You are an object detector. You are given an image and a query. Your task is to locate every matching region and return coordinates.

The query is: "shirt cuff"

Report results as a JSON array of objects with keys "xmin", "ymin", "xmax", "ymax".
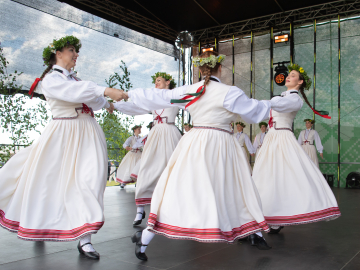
[
  {"xmin": 96, "ymin": 86, "xmax": 107, "ymax": 97},
  {"xmin": 104, "ymin": 102, "xmax": 110, "ymax": 109}
]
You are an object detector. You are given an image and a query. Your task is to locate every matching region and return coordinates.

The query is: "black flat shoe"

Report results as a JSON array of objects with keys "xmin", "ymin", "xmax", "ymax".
[
  {"xmin": 248, "ymin": 234, "xmax": 272, "ymax": 250},
  {"xmin": 268, "ymin": 226, "xmax": 284, "ymax": 234},
  {"xmin": 131, "ymin": 231, "xmax": 148, "ymax": 261},
  {"xmin": 133, "ymin": 211, "xmax": 146, "ymax": 226},
  {"xmin": 238, "ymin": 236, "xmax": 248, "ymax": 242},
  {"xmin": 77, "ymin": 242, "xmax": 100, "ymax": 260}
]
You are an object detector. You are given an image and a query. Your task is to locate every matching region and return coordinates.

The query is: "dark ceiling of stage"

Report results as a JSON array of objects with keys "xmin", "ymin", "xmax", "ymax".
[{"xmin": 61, "ymin": 0, "xmax": 334, "ymax": 43}]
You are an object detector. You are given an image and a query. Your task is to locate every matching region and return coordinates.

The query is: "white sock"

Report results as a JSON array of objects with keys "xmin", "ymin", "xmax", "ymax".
[
  {"xmin": 121, "ymin": 183, "xmax": 125, "ymax": 187},
  {"xmin": 134, "ymin": 206, "xmax": 144, "ymax": 221},
  {"xmin": 255, "ymin": 232, "xmax": 263, "ymax": 237},
  {"xmin": 79, "ymin": 235, "xmax": 96, "ymax": 252},
  {"xmin": 271, "ymin": 226, "xmax": 280, "ymax": 229},
  {"xmin": 140, "ymin": 228, "xmax": 155, "ymax": 253}
]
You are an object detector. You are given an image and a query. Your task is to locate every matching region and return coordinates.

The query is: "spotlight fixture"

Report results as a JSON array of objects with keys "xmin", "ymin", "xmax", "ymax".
[
  {"xmin": 274, "ymin": 61, "xmax": 290, "ymax": 86},
  {"xmin": 274, "ymin": 34, "xmax": 289, "ymax": 43},
  {"xmin": 202, "ymin": 47, "xmax": 214, "ymax": 53}
]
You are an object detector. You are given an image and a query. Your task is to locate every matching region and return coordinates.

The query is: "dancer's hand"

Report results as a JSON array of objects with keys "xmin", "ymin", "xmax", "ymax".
[
  {"xmin": 320, "ymin": 153, "xmax": 323, "ymax": 159},
  {"xmin": 125, "ymin": 146, "xmax": 132, "ymax": 151},
  {"xmin": 251, "ymin": 154, "xmax": 255, "ymax": 157},
  {"xmin": 106, "ymin": 102, "xmax": 114, "ymax": 114},
  {"xmin": 104, "ymin": 88, "xmax": 127, "ymax": 101}
]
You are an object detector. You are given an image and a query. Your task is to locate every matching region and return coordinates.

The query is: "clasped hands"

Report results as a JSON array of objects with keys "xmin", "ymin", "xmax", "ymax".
[{"xmin": 104, "ymin": 87, "xmax": 128, "ymax": 114}]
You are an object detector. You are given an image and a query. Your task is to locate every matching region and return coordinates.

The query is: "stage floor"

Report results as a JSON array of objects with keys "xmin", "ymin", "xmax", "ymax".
[{"xmin": 0, "ymin": 186, "xmax": 359, "ymax": 270}]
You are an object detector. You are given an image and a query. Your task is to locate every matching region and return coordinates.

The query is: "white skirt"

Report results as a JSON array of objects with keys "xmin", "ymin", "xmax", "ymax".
[
  {"xmin": 147, "ymin": 128, "xmax": 270, "ymax": 243},
  {"xmin": 302, "ymin": 144, "xmax": 319, "ymax": 168},
  {"xmin": 0, "ymin": 114, "xmax": 107, "ymax": 241},
  {"xmin": 116, "ymin": 151, "xmax": 141, "ymax": 184},
  {"xmin": 130, "ymin": 160, "xmax": 141, "ymax": 181},
  {"xmin": 135, "ymin": 123, "xmax": 182, "ymax": 206},
  {"xmin": 241, "ymin": 147, "xmax": 252, "ymax": 174},
  {"xmin": 252, "ymin": 129, "xmax": 340, "ymax": 226}
]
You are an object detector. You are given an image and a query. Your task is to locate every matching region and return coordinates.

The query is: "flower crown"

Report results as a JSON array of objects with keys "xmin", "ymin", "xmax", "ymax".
[
  {"xmin": 304, "ymin": 119, "xmax": 315, "ymax": 124},
  {"xmin": 235, "ymin": 121, "xmax": 246, "ymax": 128},
  {"xmin": 288, "ymin": 64, "xmax": 312, "ymax": 90},
  {"xmin": 132, "ymin": 125, "xmax": 142, "ymax": 131},
  {"xmin": 151, "ymin": 72, "xmax": 176, "ymax": 89},
  {"xmin": 146, "ymin": 122, "xmax": 153, "ymax": 129},
  {"xmin": 259, "ymin": 122, "xmax": 268, "ymax": 128},
  {"xmin": 42, "ymin": 36, "xmax": 81, "ymax": 66},
  {"xmin": 192, "ymin": 54, "xmax": 226, "ymax": 68}
]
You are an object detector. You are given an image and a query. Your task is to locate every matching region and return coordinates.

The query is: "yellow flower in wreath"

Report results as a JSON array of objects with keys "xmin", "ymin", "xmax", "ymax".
[{"xmin": 299, "ymin": 67, "xmax": 304, "ymax": 73}]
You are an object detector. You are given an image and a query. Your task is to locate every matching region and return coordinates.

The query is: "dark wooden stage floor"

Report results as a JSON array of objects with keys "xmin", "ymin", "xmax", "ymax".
[{"xmin": 0, "ymin": 186, "xmax": 359, "ymax": 270}]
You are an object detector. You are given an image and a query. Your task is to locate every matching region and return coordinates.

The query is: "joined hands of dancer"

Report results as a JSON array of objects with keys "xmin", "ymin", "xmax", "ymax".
[{"xmin": 105, "ymin": 89, "xmax": 127, "ymax": 114}]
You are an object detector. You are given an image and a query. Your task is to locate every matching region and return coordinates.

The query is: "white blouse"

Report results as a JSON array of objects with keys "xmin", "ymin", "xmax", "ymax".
[
  {"xmin": 297, "ymin": 129, "xmax": 324, "ymax": 153},
  {"xmin": 126, "ymin": 76, "xmax": 273, "ymax": 124},
  {"xmin": 123, "ymin": 135, "xmax": 141, "ymax": 148},
  {"xmin": 132, "ymin": 135, "xmax": 148, "ymax": 149},
  {"xmin": 253, "ymin": 132, "xmax": 267, "ymax": 150},
  {"xmin": 41, "ymin": 65, "xmax": 110, "ymax": 111},
  {"xmin": 235, "ymin": 132, "xmax": 256, "ymax": 154}
]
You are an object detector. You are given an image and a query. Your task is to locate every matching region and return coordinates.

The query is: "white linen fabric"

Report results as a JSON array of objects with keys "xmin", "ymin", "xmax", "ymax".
[
  {"xmin": 113, "ymin": 102, "xmax": 182, "ymax": 206},
  {"xmin": 130, "ymin": 135, "xmax": 148, "ymax": 181},
  {"xmin": 128, "ymin": 78, "xmax": 271, "ymax": 243},
  {"xmin": 234, "ymin": 132, "xmax": 254, "ymax": 173},
  {"xmin": 253, "ymin": 132, "xmax": 266, "ymax": 159},
  {"xmin": 116, "ymin": 135, "xmax": 142, "ymax": 184},
  {"xmin": 298, "ymin": 129, "xmax": 323, "ymax": 168},
  {"xmin": 252, "ymin": 90, "xmax": 341, "ymax": 226},
  {"xmin": 0, "ymin": 68, "xmax": 109, "ymax": 241}
]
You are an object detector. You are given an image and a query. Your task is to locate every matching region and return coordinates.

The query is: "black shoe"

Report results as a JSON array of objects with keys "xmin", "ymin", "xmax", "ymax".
[
  {"xmin": 133, "ymin": 211, "xmax": 146, "ymax": 226},
  {"xmin": 120, "ymin": 184, "xmax": 125, "ymax": 189},
  {"xmin": 238, "ymin": 236, "xmax": 248, "ymax": 242},
  {"xmin": 131, "ymin": 231, "xmax": 148, "ymax": 261},
  {"xmin": 248, "ymin": 234, "xmax": 272, "ymax": 250},
  {"xmin": 268, "ymin": 226, "xmax": 284, "ymax": 234},
  {"xmin": 77, "ymin": 242, "xmax": 100, "ymax": 260}
]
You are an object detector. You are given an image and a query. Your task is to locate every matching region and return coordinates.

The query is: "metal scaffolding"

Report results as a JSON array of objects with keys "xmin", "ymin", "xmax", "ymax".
[{"xmin": 190, "ymin": 0, "xmax": 360, "ymax": 43}]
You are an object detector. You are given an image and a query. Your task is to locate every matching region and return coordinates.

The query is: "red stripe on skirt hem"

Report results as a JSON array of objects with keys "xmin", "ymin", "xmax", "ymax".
[
  {"xmin": 147, "ymin": 213, "xmax": 270, "ymax": 243},
  {"xmin": 264, "ymin": 207, "xmax": 341, "ymax": 226},
  {"xmin": 0, "ymin": 209, "xmax": 104, "ymax": 242},
  {"xmin": 116, "ymin": 178, "xmax": 135, "ymax": 184},
  {"xmin": 130, "ymin": 174, "xmax": 138, "ymax": 179},
  {"xmin": 135, "ymin": 198, "xmax": 152, "ymax": 206}
]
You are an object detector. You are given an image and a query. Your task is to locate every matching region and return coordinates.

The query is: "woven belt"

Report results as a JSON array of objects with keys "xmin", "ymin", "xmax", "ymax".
[
  {"xmin": 303, "ymin": 141, "xmax": 314, "ymax": 145},
  {"xmin": 192, "ymin": 126, "xmax": 234, "ymax": 135},
  {"xmin": 131, "ymin": 149, "xmax": 142, "ymax": 153},
  {"xmin": 52, "ymin": 106, "xmax": 94, "ymax": 120},
  {"xmin": 270, "ymin": 121, "xmax": 293, "ymax": 132}
]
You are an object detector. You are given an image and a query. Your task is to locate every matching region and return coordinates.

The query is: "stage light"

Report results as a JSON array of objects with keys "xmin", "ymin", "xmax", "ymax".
[
  {"xmin": 202, "ymin": 47, "xmax": 214, "ymax": 53},
  {"xmin": 274, "ymin": 34, "xmax": 289, "ymax": 43},
  {"xmin": 346, "ymin": 172, "xmax": 360, "ymax": 188},
  {"xmin": 274, "ymin": 61, "xmax": 290, "ymax": 86}
]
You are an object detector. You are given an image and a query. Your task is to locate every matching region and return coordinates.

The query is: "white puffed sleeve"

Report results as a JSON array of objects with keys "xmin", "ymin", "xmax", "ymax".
[
  {"xmin": 86, "ymin": 97, "xmax": 110, "ymax": 111},
  {"xmin": 270, "ymin": 94, "xmax": 303, "ymax": 113},
  {"xmin": 313, "ymin": 130, "xmax": 324, "ymax": 153},
  {"xmin": 298, "ymin": 131, "xmax": 304, "ymax": 145},
  {"xmin": 41, "ymin": 73, "xmax": 106, "ymax": 104},
  {"xmin": 123, "ymin": 136, "xmax": 133, "ymax": 148},
  {"xmin": 128, "ymin": 85, "xmax": 189, "ymax": 111},
  {"xmin": 253, "ymin": 134, "xmax": 259, "ymax": 150},
  {"xmin": 132, "ymin": 135, "xmax": 147, "ymax": 149},
  {"xmin": 244, "ymin": 134, "xmax": 256, "ymax": 154},
  {"xmin": 113, "ymin": 101, "xmax": 151, "ymax": 115},
  {"xmin": 223, "ymin": 86, "xmax": 271, "ymax": 124}
]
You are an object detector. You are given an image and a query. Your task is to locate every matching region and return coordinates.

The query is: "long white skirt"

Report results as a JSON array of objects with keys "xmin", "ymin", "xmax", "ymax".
[
  {"xmin": 147, "ymin": 128, "xmax": 270, "ymax": 243},
  {"xmin": 130, "ymin": 160, "xmax": 141, "ymax": 182},
  {"xmin": 241, "ymin": 147, "xmax": 252, "ymax": 174},
  {"xmin": 0, "ymin": 114, "xmax": 107, "ymax": 241},
  {"xmin": 135, "ymin": 124, "xmax": 181, "ymax": 206},
  {"xmin": 302, "ymin": 144, "xmax": 319, "ymax": 168},
  {"xmin": 252, "ymin": 129, "xmax": 340, "ymax": 226},
  {"xmin": 116, "ymin": 151, "xmax": 141, "ymax": 184}
]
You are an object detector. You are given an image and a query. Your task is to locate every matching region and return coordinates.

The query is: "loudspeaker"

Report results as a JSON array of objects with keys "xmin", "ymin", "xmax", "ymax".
[{"xmin": 346, "ymin": 172, "xmax": 360, "ymax": 189}]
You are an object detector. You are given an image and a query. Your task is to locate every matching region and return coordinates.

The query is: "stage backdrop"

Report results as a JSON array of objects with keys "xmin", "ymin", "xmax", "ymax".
[{"xmin": 193, "ymin": 18, "xmax": 360, "ymax": 188}]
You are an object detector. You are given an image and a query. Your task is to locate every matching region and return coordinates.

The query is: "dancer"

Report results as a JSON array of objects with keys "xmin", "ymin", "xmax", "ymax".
[
  {"xmin": 113, "ymin": 72, "xmax": 182, "ymax": 226},
  {"xmin": 130, "ymin": 122, "xmax": 153, "ymax": 182},
  {"xmin": 183, "ymin": 123, "xmax": 193, "ymax": 133},
  {"xmin": 0, "ymin": 36, "xmax": 124, "ymax": 260},
  {"xmin": 252, "ymin": 64, "xmax": 340, "ymax": 234},
  {"xmin": 298, "ymin": 119, "xmax": 323, "ymax": 168},
  {"xmin": 121, "ymin": 51, "xmax": 298, "ymax": 260},
  {"xmin": 116, "ymin": 125, "xmax": 142, "ymax": 188},
  {"xmin": 234, "ymin": 121, "xmax": 255, "ymax": 173},
  {"xmin": 253, "ymin": 122, "xmax": 267, "ymax": 159}
]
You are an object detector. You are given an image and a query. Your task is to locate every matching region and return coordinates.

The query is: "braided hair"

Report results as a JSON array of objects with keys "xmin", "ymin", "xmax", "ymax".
[{"xmin": 198, "ymin": 51, "xmax": 221, "ymax": 87}]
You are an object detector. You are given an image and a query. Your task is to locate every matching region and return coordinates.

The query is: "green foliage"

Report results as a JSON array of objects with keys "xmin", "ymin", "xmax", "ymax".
[
  {"xmin": 0, "ymin": 44, "xmax": 50, "ymax": 162},
  {"xmin": 96, "ymin": 61, "xmax": 136, "ymax": 163}
]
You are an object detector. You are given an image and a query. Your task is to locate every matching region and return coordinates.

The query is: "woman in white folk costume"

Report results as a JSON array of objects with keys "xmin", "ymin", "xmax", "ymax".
[
  {"xmin": 0, "ymin": 36, "xmax": 125, "ymax": 260},
  {"xmin": 122, "ymin": 51, "xmax": 300, "ymax": 261},
  {"xmin": 234, "ymin": 122, "xmax": 255, "ymax": 173},
  {"xmin": 116, "ymin": 125, "xmax": 142, "ymax": 188},
  {"xmin": 113, "ymin": 72, "xmax": 182, "ymax": 226},
  {"xmin": 252, "ymin": 64, "xmax": 341, "ymax": 235},
  {"xmin": 183, "ymin": 123, "xmax": 193, "ymax": 133},
  {"xmin": 298, "ymin": 119, "xmax": 324, "ymax": 168},
  {"xmin": 253, "ymin": 122, "xmax": 267, "ymax": 159},
  {"xmin": 130, "ymin": 122, "xmax": 153, "ymax": 182}
]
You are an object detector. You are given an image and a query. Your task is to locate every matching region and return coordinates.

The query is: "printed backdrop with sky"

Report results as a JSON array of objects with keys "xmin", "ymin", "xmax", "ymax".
[{"xmin": 0, "ymin": 0, "xmax": 179, "ymax": 143}]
